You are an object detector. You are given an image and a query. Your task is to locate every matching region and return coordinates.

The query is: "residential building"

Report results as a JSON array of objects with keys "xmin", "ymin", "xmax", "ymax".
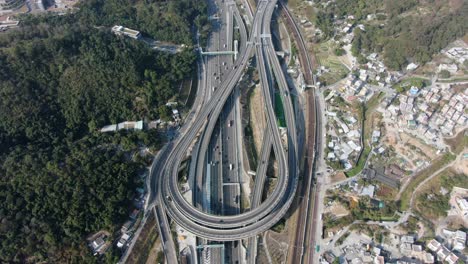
[
  {"xmin": 0, "ymin": 0, "xmax": 25, "ymax": 13},
  {"xmin": 436, "ymin": 246, "xmax": 450, "ymax": 261},
  {"xmin": 112, "ymin": 25, "xmax": 141, "ymax": 39}
]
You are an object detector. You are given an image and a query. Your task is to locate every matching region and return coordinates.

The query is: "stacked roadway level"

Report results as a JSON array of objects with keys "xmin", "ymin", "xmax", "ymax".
[
  {"xmin": 247, "ymin": 2, "xmax": 300, "ymax": 259},
  {"xmin": 158, "ymin": 0, "xmax": 300, "ymax": 241},
  {"xmin": 196, "ymin": 0, "xmax": 240, "ymax": 262}
]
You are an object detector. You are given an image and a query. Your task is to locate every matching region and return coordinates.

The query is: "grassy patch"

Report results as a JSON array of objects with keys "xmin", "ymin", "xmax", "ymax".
[
  {"xmin": 346, "ymin": 147, "xmax": 371, "ymax": 177},
  {"xmin": 399, "ymin": 215, "xmax": 420, "ymax": 233},
  {"xmin": 315, "ymin": 41, "xmax": 350, "ymax": 85},
  {"xmin": 393, "ymin": 77, "xmax": 431, "ymax": 93},
  {"xmin": 245, "ymin": 84, "xmax": 260, "ymax": 170},
  {"xmin": 346, "ymin": 93, "xmax": 383, "ymax": 177},
  {"xmin": 376, "ymin": 185, "xmax": 398, "ymax": 200},
  {"xmin": 126, "ymin": 213, "xmax": 159, "ymax": 264},
  {"xmin": 156, "ymin": 251, "xmax": 164, "ymax": 263},
  {"xmin": 399, "ymin": 153, "xmax": 456, "ymax": 211},
  {"xmin": 289, "ymin": 42, "xmax": 298, "ymax": 67},
  {"xmin": 335, "ymin": 231, "xmax": 350, "ymax": 246},
  {"xmin": 275, "ymin": 92, "xmax": 287, "ymax": 127},
  {"xmin": 350, "ymin": 224, "xmax": 389, "ymax": 244},
  {"xmin": 244, "ymin": 123, "xmax": 258, "ymax": 169},
  {"xmin": 317, "ymin": 60, "xmax": 349, "ymax": 85},
  {"xmin": 414, "ymin": 169, "xmax": 468, "ymax": 221},
  {"xmin": 271, "ymin": 218, "xmax": 286, "ymax": 233},
  {"xmin": 323, "ymin": 213, "xmax": 354, "ymax": 231},
  {"xmin": 437, "ymin": 77, "xmax": 468, "ymax": 83},
  {"xmin": 241, "ymin": 192, "xmax": 251, "ymax": 211},
  {"xmin": 444, "ymin": 128, "xmax": 467, "ymax": 155},
  {"xmin": 351, "ymin": 197, "xmax": 399, "ymax": 222}
]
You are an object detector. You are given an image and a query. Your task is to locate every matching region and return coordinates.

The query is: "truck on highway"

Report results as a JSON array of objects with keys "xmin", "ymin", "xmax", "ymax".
[
  {"xmin": 228, "ymin": 120, "xmax": 232, "ymax": 127},
  {"xmin": 229, "ymin": 163, "xmax": 233, "ymax": 170}
]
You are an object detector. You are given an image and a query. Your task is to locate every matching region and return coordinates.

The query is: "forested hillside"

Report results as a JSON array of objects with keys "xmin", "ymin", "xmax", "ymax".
[
  {"xmin": 78, "ymin": 0, "xmax": 210, "ymax": 45},
  {"xmin": 0, "ymin": 0, "xmax": 206, "ymax": 262},
  {"xmin": 314, "ymin": 0, "xmax": 468, "ymax": 70}
]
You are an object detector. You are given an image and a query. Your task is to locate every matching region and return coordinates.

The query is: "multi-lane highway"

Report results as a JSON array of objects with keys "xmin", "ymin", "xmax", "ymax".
[
  {"xmin": 146, "ymin": 0, "xmax": 314, "ymax": 262},
  {"xmin": 157, "ymin": 0, "xmax": 297, "ymax": 241}
]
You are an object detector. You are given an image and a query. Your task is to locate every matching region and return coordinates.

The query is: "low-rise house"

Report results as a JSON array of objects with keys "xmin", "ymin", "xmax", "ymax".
[
  {"xmin": 360, "ymin": 185, "xmax": 375, "ymax": 198},
  {"xmin": 347, "ymin": 130, "xmax": 360, "ymax": 139},
  {"xmin": 411, "ymin": 244, "xmax": 422, "ymax": 253},
  {"xmin": 121, "ymin": 220, "xmax": 133, "ymax": 233},
  {"xmin": 438, "ymin": 64, "xmax": 458, "ymax": 74},
  {"xmin": 424, "ymin": 129, "xmax": 438, "ymax": 140},
  {"xmin": 423, "ymin": 253, "xmax": 435, "ymax": 264},
  {"xmin": 101, "ymin": 124, "xmax": 117, "ymax": 133},
  {"xmin": 417, "ymin": 113, "xmax": 429, "ymax": 124},
  {"xmin": 445, "ymin": 253, "xmax": 458, "ymax": 264},
  {"xmin": 343, "ymin": 160, "xmax": 353, "ymax": 170},
  {"xmin": 456, "ymin": 197, "xmax": 468, "ymax": 211},
  {"xmin": 148, "ymin": 119, "xmax": 162, "ymax": 129},
  {"xmin": 117, "ymin": 233, "xmax": 131, "ymax": 248},
  {"xmin": 427, "ymin": 239, "xmax": 441, "ymax": 252},
  {"xmin": 457, "ymin": 116, "xmax": 466, "ymax": 125},
  {"xmin": 340, "ymin": 122, "xmax": 350, "ymax": 134},
  {"xmin": 406, "ymin": 63, "xmax": 419, "ymax": 71},
  {"xmin": 436, "ymin": 246, "xmax": 450, "ymax": 261},
  {"xmin": 90, "ymin": 235, "xmax": 106, "ymax": 254},
  {"xmin": 347, "ymin": 141, "xmax": 361, "ymax": 152},
  {"xmin": 401, "ymin": 235, "xmax": 415, "ymax": 244},
  {"xmin": 117, "ymin": 120, "xmax": 144, "ymax": 130},
  {"xmin": 400, "ymin": 243, "xmax": 412, "ymax": 255},
  {"xmin": 372, "ymin": 130, "xmax": 381, "ymax": 143},
  {"xmin": 452, "ymin": 111, "xmax": 461, "ymax": 122},
  {"xmin": 454, "ymin": 102, "xmax": 464, "ymax": 112},
  {"xmin": 112, "ymin": 25, "xmax": 141, "ymax": 39}
]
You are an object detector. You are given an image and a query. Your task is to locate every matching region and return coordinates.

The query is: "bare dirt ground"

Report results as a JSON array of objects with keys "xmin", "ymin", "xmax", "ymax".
[
  {"xmin": 451, "ymin": 147, "xmax": 468, "ymax": 175},
  {"xmin": 323, "ymin": 201, "xmax": 349, "ymax": 217},
  {"xmin": 399, "ymin": 132, "xmax": 437, "ymax": 159},
  {"xmin": 145, "ymin": 237, "xmax": 162, "ymax": 264},
  {"xmin": 257, "ymin": 243, "xmax": 270, "ymax": 264},
  {"xmin": 266, "ymin": 230, "xmax": 290, "ymax": 264},
  {"xmin": 444, "ymin": 128, "xmax": 467, "ymax": 154},
  {"xmin": 382, "ymin": 122, "xmax": 436, "ymax": 170},
  {"xmin": 330, "ymin": 171, "xmax": 347, "ymax": 183},
  {"xmin": 127, "ymin": 213, "xmax": 158, "ymax": 264},
  {"xmin": 376, "ymin": 185, "xmax": 398, "ymax": 200},
  {"xmin": 250, "ymin": 85, "xmax": 266, "ymax": 154}
]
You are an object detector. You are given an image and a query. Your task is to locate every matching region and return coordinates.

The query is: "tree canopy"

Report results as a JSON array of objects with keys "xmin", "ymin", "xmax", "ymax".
[
  {"xmin": 314, "ymin": 0, "xmax": 468, "ymax": 70},
  {"xmin": 0, "ymin": 0, "xmax": 206, "ymax": 262}
]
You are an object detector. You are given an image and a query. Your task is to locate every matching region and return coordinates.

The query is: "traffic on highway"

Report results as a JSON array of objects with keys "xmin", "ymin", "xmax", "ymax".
[{"xmin": 145, "ymin": 0, "xmax": 319, "ymax": 263}]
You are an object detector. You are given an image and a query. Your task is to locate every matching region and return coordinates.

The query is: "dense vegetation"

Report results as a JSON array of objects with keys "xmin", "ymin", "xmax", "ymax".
[
  {"xmin": 78, "ymin": 0, "xmax": 210, "ymax": 45},
  {"xmin": 314, "ymin": 0, "xmax": 468, "ymax": 70},
  {"xmin": 0, "ymin": 0, "xmax": 206, "ymax": 262},
  {"xmin": 416, "ymin": 172, "xmax": 468, "ymax": 220}
]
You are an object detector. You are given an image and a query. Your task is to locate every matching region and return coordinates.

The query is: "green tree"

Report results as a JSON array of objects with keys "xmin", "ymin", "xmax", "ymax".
[
  {"xmin": 158, "ymin": 105, "xmax": 173, "ymax": 121},
  {"xmin": 334, "ymin": 47, "xmax": 346, "ymax": 56},
  {"xmin": 439, "ymin": 70, "xmax": 451, "ymax": 79}
]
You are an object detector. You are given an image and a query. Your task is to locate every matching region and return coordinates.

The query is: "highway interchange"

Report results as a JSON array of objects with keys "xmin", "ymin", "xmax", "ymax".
[{"xmin": 145, "ymin": 0, "xmax": 323, "ymax": 263}]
